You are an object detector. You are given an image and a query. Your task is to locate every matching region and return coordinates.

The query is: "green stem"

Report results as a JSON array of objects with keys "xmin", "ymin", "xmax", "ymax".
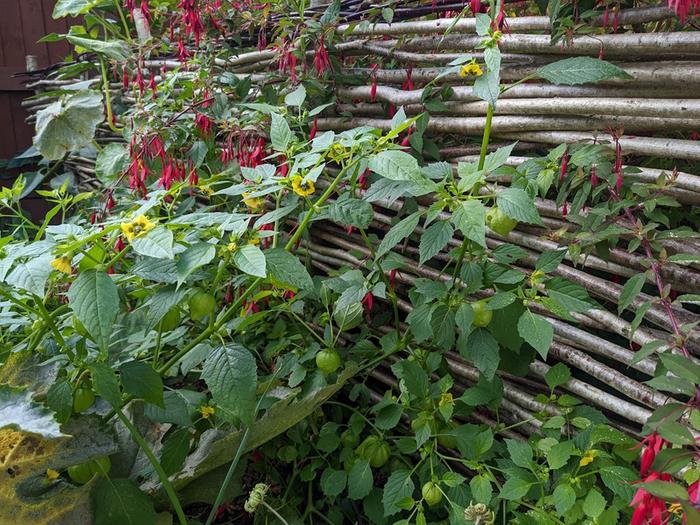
[
  {"xmin": 113, "ymin": 0, "xmax": 133, "ymax": 43},
  {"xmin": 477, "ymin": 104, "xmax": 495, "ymax": 171},
  {"xmin": 204, "ymin": 427, "xmax": 250, "ymax": 525},
  {"xmin": 115, "ymin": 409, "xmax": 188, "ymax": 525},
  {"xmin": 99, "ymin": 56, "xmax": 122, "ymax": 134},
  {"xmin": 261, "ymin": 501, "xmax": 291, "ymax": 525}
]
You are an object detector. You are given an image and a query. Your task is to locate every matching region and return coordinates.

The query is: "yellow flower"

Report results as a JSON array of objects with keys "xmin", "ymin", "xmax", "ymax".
[
  {"xmin": 46, "ymin": 468, "xmax": 60, "ymax": 480},
  {"xmin": 200, "ymin": 405, "xmax": 215, "ymax": 419},
  {"xmin": 242, "ymin": 192, "xmax": 264, "ymax": 211},
  {"xmin": 669, "ymin": 503, "xmax": 683, "ymax": 516},
  {"xmin": 51, "ymin": 256, "xmax": 72, "ymax": 274},
  {"xmin": 459, "ymin": 59, "xmax": 483, "ymax": 78},
  {"xmin": 291, "ymin": 175, "xmax": 315, "ymax": 197},
  {"xmin": 579, "ymin": 450, "xmax": 597, "ymax": 466},
  {"xmin": 227, "ymin": 241, "xmax": 238, "ymax": 252},
  {"xmin": 248, "ymin": 237, "xmax": 260, "ymax": 246},
  {"xmin": 120, "ymin": 214, "xmax": 155, "ymax": 242},
  {"xmin": 439, "ymin": 392, "xmax": 453, "ymax": 408}
]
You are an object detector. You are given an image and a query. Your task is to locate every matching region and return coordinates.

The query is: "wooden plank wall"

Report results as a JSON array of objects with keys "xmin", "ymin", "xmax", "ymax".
[{"xmin": 0, "ymin": 0, "xmax": 71, "ymax": 160}]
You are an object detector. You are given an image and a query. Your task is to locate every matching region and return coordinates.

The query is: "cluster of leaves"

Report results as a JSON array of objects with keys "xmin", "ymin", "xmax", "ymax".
[{"xmin": 0, "ymin": 0, "xmax": 698, "ymax": 524}]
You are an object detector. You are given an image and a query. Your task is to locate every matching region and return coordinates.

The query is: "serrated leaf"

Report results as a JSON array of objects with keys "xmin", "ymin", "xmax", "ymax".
[
  {"xmin": 553, "ymin": 484, "xmax": 576, "ymax": 516},
  {"xmin": 46, "ymin": 380, "xmax": 73, "ymax": 424},
  {"xmin": 328, "ymin": 196, "xmax": 374, "ymax": 229},
  {"xmin": 348, "ymin": 459, "xmax": 373, "ymax": 500},
  {"xmin": 472, "ymin": 70, "xmax": 500, "ymax": 108},
  {"xmin": 131, "ymin": 227, "xmax": 174, "ymax": 260},
  {"xmin": 95, "ymin": 143, "xmax": 129, "ymax": 182},
  {"xmin": 270, "ymin": 112, "xmax": 292, "ymax": 151},
  {"xmin": 368, "ymin": 150, "xmax": 431, "ymax": 186},
  {"xmin": 496, "ymin": 187, "xmax": 543, "ymax": 225},
  {"xmin": 201, "ymin": 344, "xmax": 257, "ymax": 426},
  {"xmin": 321, "ymin": 467, "xmax": 347, "ymax": 497},
  {"xmin": 285, "ymin": 85, "xmax": 306, "ymax": 107},
  {"xmin": 176, "ymin": 242, "xmax": 215, "ymax": 285},
  {"xmin": 90, "ymin": 362, "xmax": 121, "ymax": 407},
  {"xmin": 160, "ymin": 428, "xmax": 191, "ymax": 476},
  {"xmin": 119, "ymin": 361, "xmax": 163, "ymax": 407},
  {"xmin": 93, "ymin": 478, "xmax": 157, "ymax": 525},
  {"xmin": 233, "ymin": 244, "xmax": 267, "ymax": 278},
  {"xmin": 377, "ymin": 212, "xmax": 420, "ymax": 257},
  {"xmin": 53, "ymin": 0, "xmax": 101, "ymax": 17},
  {"xmin": 452, "ymin": 199, "xmax": 486, "ymax": 248},
  {"xmin": 545, "ymin": 362, "xmax": 571, "ymax": 390},
  {"xmin": 537, "ymin": 57, "xmax": 632, "ymax": 85},
  {"xmin": 68, "ymin": 269, "xmax": 120, "ymax": 351},
  {"xmin": 383, "ymin": 470, "xmax": 414, "ymax": 516},
  {"xmin": 466, "ymin": 328, "xmax": 500, "ymax": 381},
  {"xmin": 419, "ymin": 221, "xmax": 454, "ymax": 265},
  {"xmin": 5, "ymin": 254, "xmax": 53, "ymax": 297},
  {"xmin": 265, "ymin": 248, "xmax": 313, "ymax": 290},
  {"xmin": 517, "ymin": 310, "xmax": 553, "ymax": 358}
]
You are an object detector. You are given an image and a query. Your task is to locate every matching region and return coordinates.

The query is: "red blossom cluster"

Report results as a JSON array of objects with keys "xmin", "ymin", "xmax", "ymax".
[
  {"xmin": 668, "ymin": 0, "xmax": 699, "ymax": 22},
  {"xmin": 277, "ymin": 39, "xmax": 298, "ymax": 82},
  {"xmin": 313, "ymin": 35, "xmax": 332, "ymax": 75},
  {"xmin": 178, "ymin": 0, "xmax": 205, "ymax": 44},
  {"xmin": 220, "ymin": 133, "xmax": 267, "ymax": 168}
]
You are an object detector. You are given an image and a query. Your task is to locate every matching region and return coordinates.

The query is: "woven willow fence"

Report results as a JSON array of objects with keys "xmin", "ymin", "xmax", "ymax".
[{"xmin": 18, "ymin": 1, "xmax": 700, "ymax": 441}]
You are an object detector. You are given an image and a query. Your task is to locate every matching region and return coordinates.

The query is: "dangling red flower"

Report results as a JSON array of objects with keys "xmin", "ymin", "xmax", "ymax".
[
  {"xmin": 362, "ymin": 291, "xmax": 374, "ymax": 314},
  {"xmin": 559, "ymin": 152, "xmax": 569, "ymax": 182},
  {"xmin": 309, "ymin": 117, "xmax": 318, "ymax": 140},
  {"xmin": 562, "ymin": 201, "xmax": 568, "ymax": 218},
  {"xmin": 590, "ymin": 165, "xmax": 598, "ymax": 187}
]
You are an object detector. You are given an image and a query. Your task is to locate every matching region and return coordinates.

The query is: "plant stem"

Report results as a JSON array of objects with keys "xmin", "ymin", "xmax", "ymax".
[
  {"xmin": 113, "ymin": 0, "xmax": 133, "ymax": 43},
  {"xmin": 477, "ymin": 103, "xmax": 494, "ymax": 170},
  {"xmin": 115, "ymin": 409, "xmax": 188, "ymax": 525},
  {"xmin": 261, "ymin": 501, "xmax": 291, "ymax": 525},
  {"xmin": 100, "ymin": 56, "xmax": 122, "ymax": 134}
]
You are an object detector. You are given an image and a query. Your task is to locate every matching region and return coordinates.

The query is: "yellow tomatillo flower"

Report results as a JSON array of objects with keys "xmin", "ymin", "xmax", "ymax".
[
  {"xmin": 248, "ymin": 237, "xmax": 260, "ymax": 246},
  {"xmin": 120, "ymin": 214, "xmax": 155, "ymax": 242},
  {"xmin": 579, "ymin": 449, "xmax": 597, "ymax": 467},
  {"xmin": 200, "ymin": 405, "xmax": 215, "ymax": 419},
  {"xmin": 46, "ymin": 468, "xmax": 60, "ymax": 480},
  {"xmin": 227, "ymin": 241, "xmax": 238, "ymax": 252},
  {"xmin": 459, "ymin": 59, "xmax": 483, "ymax": 78},
  {"xmin": 242, "ymin": 192, "xmax": 264, "ymax": 211},
  {"xmin": 291, "ymin": 175, "xmax": 315, "ymax": 197},
  {"xmin": 668, "ymin": 503, "xmax": 683, "ymax": 516},
  {"xmin": 50, "ymin": 256, "xmax": 72, "ymax": 274}
]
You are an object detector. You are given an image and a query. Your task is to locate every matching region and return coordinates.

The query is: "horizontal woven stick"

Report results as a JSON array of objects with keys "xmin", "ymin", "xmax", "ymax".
[
  {"xmin": 339, "ymin": 97, "xmax": 700, "ymax": 119},
  {"xmin": 337, "ymin": 7, "xmax": 675, "ymax": 35},
  {"xmin": 494, "ymin": 131, "xmax": 700, "ymax": 161},
  {"xmin": 376, "ymin": 31, "xmax": 700, "ymax": 56},
  {"xmin": 336, "ymin": 84, "xmax": 698, "ymax": 104},
  {"xmin": 317, "ymin": 115, "xmax": 700, "ymax": 134}
]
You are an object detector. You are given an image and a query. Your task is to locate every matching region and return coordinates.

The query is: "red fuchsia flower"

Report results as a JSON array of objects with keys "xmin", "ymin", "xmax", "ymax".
[
  {"xmin": 188, "ymin": 161, "xmax": 198, "ymax": 186},
  {"xmin": 179, "ymin": 0, "xmax": 205, "ymax": 44},
  {"xmin": 559, "ymin": 152, "xmax": 569, "ymax": 181},
  {"xmin": 603, "ymin": 5, "xmax": 610, "ymax": 27},
  {"xmin": 90, "ymin": 211, "xmax": 98, "ymax": 224},
  {"xmin": 278, "ymin": 40, "xmax": 298, "ymax": 83},
  {"xmin": 258, "ymin": 223, "xmax": 274, "ymax": 249},
  {"xmin": 494, "ymin": 0, "xmax": 510, "ymax": 32},
  {"xmin": 314, "ymin": 34, "xmax": 332, "ymax": 75},
  {"xmin": 115, "ymin": 236, "xmax": 125, "ymax": 252},
  {"xmin": 177, "ymin": 37, "xmax": 190, "ymax": 62},
  {"xmin": 690, "ymin": 131, "xmax": 700, "ymax": 140},
  {"xmin": 135, "ymin": 67, "xmax": 146, "ymax": 96},
  {"xmin": 223, "ymin": 283, "xmax": 233, "ymax": 304},
  {"xmin": 370, "ymin": 75, "xmax": 378, "ymax": 102},
  {"xmin": 689, "ymin": 480, "xmax": 700, "ymax": 506},
  {"xmin": 668, "ymin": 0, "xmax": 699, "ymax": 22},
  {"xmin": 389, "ymin": 269, "xmax": 398, "ymax": 287},
  {"xmin": 124, "ymin": 0, "xmax": 136, "ymax": 10},
  {"xmin": 612, "ymin": 9, "xmax": 619, "ymax": 32},
  {"xmin": 346, "ymin": 226, "xmax": 355, "ymax": 236},
  {"xmin": 590, "ymin": 165, "xmax": 598, "ymax": 187},
  {"xmin": 358, "ymin": 168, "xmax": 369, "ymax": 190},
  {"xmin": 630, "ymin": 472, "xmax": 673, "ymax": 525},
  {"xmin": 148, "ymin": 74, "xmax": 157, "ymax": 98},
  {"xmin": 122, "ymin": 66, "xmax": 130, "ymax": 89},
  {"xmin": 309, "ymin": 117, "xmax": 318, "ymax": 140},
  {"xmin": 106, "ymin": 192, "xmax": 116, "ymax": 211},
  {"xmin": 140, "ymin": 0, "xmax": 151, "ymax": 21},
  {"xmin": 388, "ymin": 103, "xmax": 396, "ymax": 118},
  {"xmin": 283, "ymin": 290, "xmax": 296, "ymax": 301},
  {"xmin": 562, "ymin": 200, "xmax": 568, "ymax": 218},
  {"xmin": 362, "ymin": 291, "xmax": 374, "ymax": 314},
  {"xmin": 598, "ymin": 46, "xmax": 605, "ymax": 60},
  {"xmin": 401, "ymin": 66, "xmax": 414, "ymax": 91},
  {"xmin": 471, "ymin": 0, "xmax": 483, "ymax": 14},
  {"xmin": 639, "ymin": 433, "xmax": 669, "ymax": 476},
  {"xmin": 243, "ymin": 300, "xmax": 261, "ymax": 315},
  {"xmin": 277, "ymin": 155, "xmax": 289, "ymax": 177}
]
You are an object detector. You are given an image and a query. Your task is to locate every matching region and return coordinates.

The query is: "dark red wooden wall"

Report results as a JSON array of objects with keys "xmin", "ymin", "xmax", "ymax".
[{"xmin": 0, "ymin": 0, "xmax": 72, "ymax": 160}]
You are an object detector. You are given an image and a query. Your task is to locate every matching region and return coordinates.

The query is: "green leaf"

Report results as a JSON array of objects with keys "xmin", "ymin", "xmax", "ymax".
[
  {"xmin": 176, "ymin": 242, "xmax": 216, "ymax": 285},
  {"xmin": 66, "ymin": 35, "xmax": 130, "ymax": 61},
  {"xmin": 537, "ymin": 57, "xmax": 632, "ymax": 85},
  {"xmin": 498, "ymin": 477, "xmax": 530, "ymax": 500},
  {"xmin": 46, "ymin": 379, "xmax": 73, "ymax": 424},
  {"xmin": 160, "ymin": 428, "xmax": 191, "ymax": 476},
  {"xmin": 144, "ymin": 389, "xmax": 205, "ymax": 427},
  {"xmin": 452, "ymin": 199, "xmax": 486, "ymax": 248},
  {"xmin": 639, "ymin": 480, "xmax": 689, "ymax": 501},
  {"xmin": 583, "ymin": 489, "xmax": 606, "ymax": 518},
  {"xmin": 53, "ymin": 0, "xmax": 101, "ymax": 17},
  {"xmin": 328, "ymin": 196, "xmax": 374, "ymax": 229},
  {"xmin": 391, "ymin": 360, "xmax": 428, "ymax": 398},
  {"xmin": 201, "ymin": 344, "xmax": 257, "ymax": 426},
  {"xmin": 472, "ymin": 70, "xmax": 500, "ymax": 108},
  {"xmin": 233, "ymin": 244, "xmax": 267, "ymax": 278},
  {"xmin": 383, "ymin": 470, "xmax": 415, "ymax": 517},
  {"xmin": 470, "ymin": 474, "xmax": 492, "ymax": 504},
  {"xmin": 265, "ymin": 248, "xmax": 313, "ymax": 290},
  {"xmin": 93, "ymin": 478, "xmax": 157, "ymax": 525},
  {"xmin": 517, "ymin": 310, "xmax": 553, "ymax": 358},
  {"xmin": 368, "ymin": 150, "xmax": 429, "ymax": 185},
  {"xmin": 321, "ymin": 467, "xmax": 347, "ymax": 497},
  {"xmin": 496, "ymin": 187, "xmax": 543, "ymax": 225},
  {"xmin": 419, "ymin": 221, "xmax": 454, "ymax": 265},
  {"xmin": 600, "ymin": 466, "xmax": 637, "ymax": 500},
  {"xmin": 131, "ymin": 227, "xmax": 174, "ymax": 260},
  {"xmin": 34, "ymin": 91, "xmax": 103, "ymax": 160},
  {"xmin": 377, "ymin": 212, "xmax": 421, "ymax": 257},
  {"xmin": 119, "ymin": 361, "xmax": 163, "ymax": 408},
  {"xmin": 536, "ymin": 250, "xmax": 567, "ymax": 273},
  {"xmin": 90, "ymin": 362, "xmax": 121, "ymax": 407},
  {"xmin": 5, "ymin": 253, "xmax": 53, "ymax": 297},
  {"xmin": 553, "ymin": 484, "xmax": 576, "ymax": 516},
  {"xmin": 270, "ymin": 112, "xmax": 292, "ymax": 151},
  {"xmin": 466, "ymin": 328, "xmax": 500, "ymax": 381},
  {"xmin": 348, "ymin": 459, "xmax": 373, "ymax": 500},
  {"xmin": 545, "ymin": 363, "xmax": 571, "ymax": 390},
  {"xmin": 547, "ymin": 440, "xmax": 574, "ymax": 469},
  {"xmin": 506, "ymin": 439, "xmax": 533, "ymax": 468},
  {"xmin": 0, "ymin": 385, "xmax": 65, "ymax": 438},
  {"xmin": 284, "ymin": 85, "xmax": 306, "ymax": 107},
  {"xmin": 618, "ymin": 273, "xmax": 646, "ymax": 314},
  {"xmin": 68, "ymin": 270, "xmax": 120, "ymax": 351},
  {"xmin": 95, "ymin": 143, "xmax": 129, "ymax": 182},
  {"xmin": 659, "ymin": 353, "xmax": 700, "ymax": 383}
]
